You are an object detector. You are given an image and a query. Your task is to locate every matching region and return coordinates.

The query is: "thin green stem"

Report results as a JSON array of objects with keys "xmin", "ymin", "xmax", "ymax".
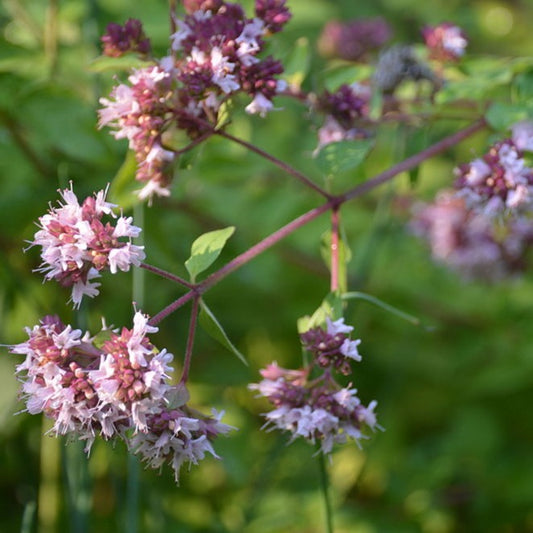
[
  {"xmin": 61, "ymin": 441, "xmax": 90, "ymax": 533},
  {"xmin": 180, "ymin": 295, "xmax": 200, "ymax": 383},
  {"xmin": 342, "ymin": 291, "xmax": 424, "ymax": 327},
  {"xmin": 317, "ymin": 447, "xmax": 334, "ymax": 533},
  {"xmin": 20, "ymin": 500, "xmax": 36, "ymax": 533},
  {"xmin": 330, "ymin": 208, "xmax": 340, "ymax": 293}
]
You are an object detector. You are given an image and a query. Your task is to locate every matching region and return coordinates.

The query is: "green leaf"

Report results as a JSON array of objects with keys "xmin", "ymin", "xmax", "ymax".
[
  {"xmin": 316, "ymin": 139, "xmax": 374, "ymax": 178},
  {"xmin": 486, "ymin": 102, "xmax": 532, "ymax": 131},
  {"xmin": 92, "ymin": 329, "xmax": 113, "ymax": 349},
  {"xmin": 199, "ymin": 299, "xmax": 247, "ymax": 365},
  {"xmin": 369, "ymin": 89, "xmax": 383, "ymax": 121},
  {"xmin": 215, "ymin": 99, "xmax": 232, "ymax": 130},
  {"xmin": 107, "ymin": 151, "xmax": 142, "ymax": 211},
  {"xmin": 512, "ymin": 70, "xmax": 533, "ymax": 103},
  {"xmin": 88, "ymin": 55, "xmax": 153, "ymax": 73},
  {"xmin": 297, "ymin": 291, "xmax": 344, "ymax": 334},
  {"xmin": 185, "ymin": 226, "xmax": 235, "ymax": 281},
  {"xmin": 320, "ymin": 230, "xmax": 352, "ymax": 293},
  {"xmin": 436, "ymin": 57, "xmax": 516, "ymax": 104},
  {"xmin": 283, "ymin": 37, "xmax": 311, "ymax": 89}
]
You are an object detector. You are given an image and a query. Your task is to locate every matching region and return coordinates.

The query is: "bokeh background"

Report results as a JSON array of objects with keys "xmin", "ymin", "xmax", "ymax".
[{"xmin": 1, "ymin": 0, "xmax": 533, "ymax": 532}]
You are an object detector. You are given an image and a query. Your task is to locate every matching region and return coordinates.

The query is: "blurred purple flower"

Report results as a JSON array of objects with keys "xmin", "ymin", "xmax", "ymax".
[
  {"xmin": 422, "ymin": 23, "xmax": 467, "ymax": 62},
  {"xmin": 318, "ymin": 18, "xmax": 392, "ymax": 62}
]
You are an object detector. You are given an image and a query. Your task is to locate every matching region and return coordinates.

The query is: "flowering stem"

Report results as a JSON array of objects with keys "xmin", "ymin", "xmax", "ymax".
[
  {"xmin": 149, "ymin": 119, "xmax": 486, "ymax": 325},
  {"xmin": 62, "ymin": 441, "xmax": 90, "ymax": 533},
  {"xmin": 140, "ymin": 262, "xmax": 195, "ymax": 288},
  {"xmin": 173, "ymin": 130, "xmax": 213, "ymax": 156},
  {"xmin": 199, "ymin": 203, "xmax": 333, "ymax": 292},
  {"xmin": 317, "ymin": 446, "xmax": 334, "ymax": 533},
  {"xmin": 149, "ymin": 290, "xmax": 197, "ymax": 326},
  {"xmin": 180, "ymin": 295, "xmax": 200, "ymax": 384},
  {"xmin": 330, "ymin": 208, "xmax": 340, "ymax": 292},
  {"xmin": 215, "ymin": 129, "xmax": 333, "ymax": 199}
]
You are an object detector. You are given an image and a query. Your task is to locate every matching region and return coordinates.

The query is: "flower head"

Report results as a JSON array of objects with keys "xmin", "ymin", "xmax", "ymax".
[
  {"xmin": 99, "ymin": 2, "xmax": 289, "ymax": 198},
  {"xmin": 10, "ymin": 315, "xmax": 103, "ymax": 450},
  {"xmin": 250, "ymin": 315, "xmax": 378, "ymax": 454},
  {"xmin": 32, "ymin": 186, "xmax": 145, "ymax": 307},
  {"xmin": 250, "ymin": 364, "xmax": 378, "ymax": 454},
  {"xmin": 454, "ymin": 139, "xmax": 533, "ymax": 215},
  {"xmin": 300, "ymin": 317, "xmax": 362, "ymax": 374},
  {"xmin": 422, "ymin": 23, "xmax": 467, "ymax": 62},
  {"xmin": 129, "ymin": 394, "xmax": 234, "ymax": 483},
  {"xmin": 411, "ymin": 190, "xmax": 533, "ymax": 281},
  {"xmin": 98, "ymin": 66, "xmax": 176, "ymax": 199}
]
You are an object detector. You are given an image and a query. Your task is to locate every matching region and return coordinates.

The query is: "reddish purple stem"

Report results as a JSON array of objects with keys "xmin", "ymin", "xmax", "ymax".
[
  {"xmin": 140, "ymin": 262, "xmax": 194, "ymax": 288},
  {"xmin": 215, "ymin": 129, "xmax": 334, "ymax": 199},
  {"xmin": 149, "ymin": 118, "xmax": 486, "ymax": 325}
]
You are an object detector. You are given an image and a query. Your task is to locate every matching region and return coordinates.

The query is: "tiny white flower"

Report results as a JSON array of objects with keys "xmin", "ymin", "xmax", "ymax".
[
  {"xmin": 245, "ymin": 93, "xmax": 273, "ymax": 117},
  {"xmin": 326, "ymin": 317, "xmax": 353, "ymax": 336}
]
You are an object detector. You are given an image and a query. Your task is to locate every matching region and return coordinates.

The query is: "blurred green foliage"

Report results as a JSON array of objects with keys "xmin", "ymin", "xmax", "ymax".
[{"xmin": 2, "ymin": 1, "xmax": 533, "ymax": 532}]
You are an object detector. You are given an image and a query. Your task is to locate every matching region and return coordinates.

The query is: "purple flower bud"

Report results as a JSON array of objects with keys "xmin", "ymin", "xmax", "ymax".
[
  {"xmin": 101, "ymin": 18, "xmax": 151, "ymax": 58},
  {"xmin": 255, "ymin": 0, "xmax": 291, "ymax": 34}
]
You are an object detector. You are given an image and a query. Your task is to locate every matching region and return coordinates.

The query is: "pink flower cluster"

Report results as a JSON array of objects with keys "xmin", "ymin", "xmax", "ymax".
[
  {"xmin": 455, "ymin": 135, "xmax": 533, "ymax": 216},
  {"xmin": 32, "ymin": 186, "xmax": 145, "ymax": 307},
  {"xmin": 411, "ymin": 191, "xmax": 533, "ymax": 280},
  {"xmin": 250, "ymin": 318, "xmax": 378, "ymax": 454},
  {"xmin": 99, "ymin": 66, "xmax": 176, "ymax": 200},
  {"xmin": 412, "ymin": 122, "xmax": 533, "ymax": 280},
  {"xmin": 99, "ymin": 1, "xmax": 290, "ymax": 199},
  {"xmin": 422, "ymin": 23, "xmax": 468, "ymax": 62},
  {"xmin": 315, "ymin": 83, "xmax": 371, "ymax": 152},
  {"xmin": 10, "ymin": 312, "xmax": 232, "ymax": 482}
]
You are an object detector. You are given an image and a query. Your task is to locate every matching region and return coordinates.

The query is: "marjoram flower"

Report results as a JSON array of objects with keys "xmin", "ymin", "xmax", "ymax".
[
  {"xmin": 250, "ymin": 317, "xmax": 378, "ymax": 454},
  {"xmin": 10, "ymin": 312, "xmax": 233, "ymax": 481},
  {"xmin": 32, "ymin": 185, "xmax": 144, "ymax": 307}
]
